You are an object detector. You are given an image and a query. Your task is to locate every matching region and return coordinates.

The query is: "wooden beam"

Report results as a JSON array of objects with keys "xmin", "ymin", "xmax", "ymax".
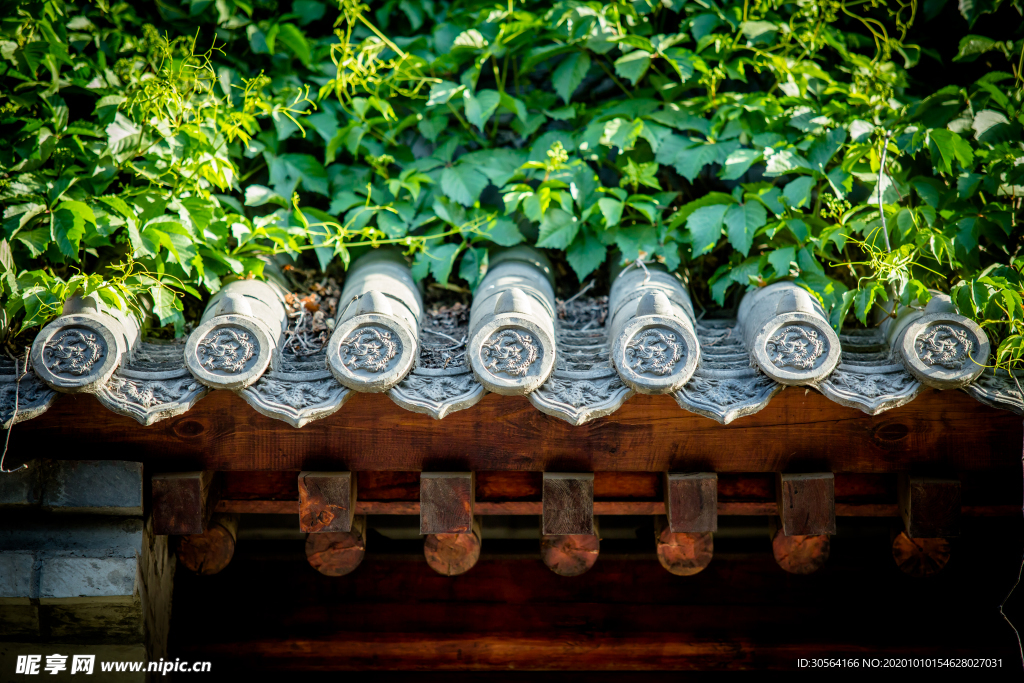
[
  {"xmin": 175, "ymin": 514, "xmax": 239, "ymax": 575},
  {"xmin": 540, "ymin": 520, "xmax": 600, "ymax": 577},
  {"xmin": 664, "ymin": 472, "xmax": 717, "ymax": 533},
  {"xmin": 892, "ymin": 531, "xmax": 951, "ymax": 577},
  {"xmin": 776, "ymin": 472, "xmax": 836, "ymax": 536},
  {"xmin": 419, "ymin": 472, "xmax": 474, "ymax": 535},
  {"xmin": 298, "ymin": 472, "xmax": 356, "ymax": 533},
  {"xmin": 898, "ymin": 475, "xmax": 961, "ymax": 538},
  {"xmin": 654, "ymin": 516, "xmax": 713, "ymax": 576},
  {"xmin": 11, "ymin": 389, "xmax": 1021, "ymax": 474},
  {"xmin": 542, "ymin": 473, "xmax": 594, "ymax": 536},
  {"xmin": 152, "ymin": 471, "xmax": 218, "ymax": 536},
  {"xmin": 424, "ymin": 517, "xmax": 481, "ymax": 576},
  {"xmin": 770, "ymin": 519, "xmax": 830, "ymax": 574},
  {"xmin": 305, "ymin": 516, "xmax": 366, "ymax": 577}
]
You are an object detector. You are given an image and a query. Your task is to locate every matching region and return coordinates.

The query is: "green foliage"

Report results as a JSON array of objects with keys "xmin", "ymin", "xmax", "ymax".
[{"xmin": 2, "ymin": 0, "xmax": 1024, "ymax": 372}]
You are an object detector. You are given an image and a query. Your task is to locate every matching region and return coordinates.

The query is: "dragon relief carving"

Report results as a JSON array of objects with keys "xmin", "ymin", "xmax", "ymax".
[
  {"xmin": 543, "ymin": 378, "xmax": 619, "ymax": 408},
  {"xmin": 197, "ymin": 327, "xmax": 257, "ymax": 373},
  {"xmin": 766, "ymin": 325, "xmax": 826, "ymax": 370},
  {"xmin": 685, "ymin": 374, "xmax": 775, "ymax": 406},
  {"xmin": 481, "ymin": 329, "xmax": 538, "ymax": 377},
  {"xmin": 827, "ymin": 369, "xmax": 917, "ymax": 399},
  {"xmin": 43, "ymin": 328, "xmax": 106, "ymax": 377},
  {"xmin": 251, "ymin": 377, "xmax": 341, "ymax": 409},
  {"xmin": 624, "ymin": 328, "xmax": 684, "ymax": 376},
  {"xmin": 915, "ymin": 324, "xmax": 974, "ymax": 370},
  {"xmin": 0, "ymin": 372, "xmax": 55, "ymax": 423},
  {"xmin": 107, "ymin": 376, "xmax": 200, "ymax": 408},
  {"xmin": 404, "ymin": 374, "xmax": 476, "ymax": 402},
  {"xmin": 338, "ymin": 326, "xmax": 399, "ymax": 373}
]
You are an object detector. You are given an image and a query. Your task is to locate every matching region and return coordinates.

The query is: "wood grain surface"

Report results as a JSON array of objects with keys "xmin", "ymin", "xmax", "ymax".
[
  {"xmin": 776, "ymin": 473, "xmax": 836, "ymax": 536},
  {"xmin": 665, "ymin": 473, "xmax": 717, "ymax": 533},
  {"xmin": 8, "ymin": 388, "xmax": 1020, "ymax": 473},
  {"xmin": 298, "ymin": 472, "xmax": 355, "ymax": 533},
  {"xmin": 420, "ymin": 473, "xmax": 474, "ymax": 535},
  {"xmin": 898, "ymin": 475, "xmax": 962, "ymax": 538},
  {"xmin": 152, "ymin": 471, "xmax": 217, "ymax": 535},
  {"xmin": 543, "ymin": 473, "xmax": 595, "ymax": 535}
]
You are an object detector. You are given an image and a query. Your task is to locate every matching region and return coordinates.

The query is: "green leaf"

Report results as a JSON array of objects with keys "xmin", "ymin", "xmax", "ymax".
[
  {"xmin": 669, "ymin": 192, "xmax": 734, "ymax": 227},
  {"xmin": 598, "ymin": 198, "xmax": 624, "ymax": 228},
  {"xmin": 614, "ymin": 50, "xmax": 651, "ymax": 86},
  {"xmin": 724, "ymin": 202, "xmax": 767, "ymax": 256},
  {"xmin": 854, "ymin": 282, "xmax": 888, "ymax": 324},
  {"xmin": 720, "ymin": 149, "xmax": 760, "ymax": 180},
  {"xmin": 685, "ymin": 204, "xmax": 728, "ymax": 257},
  {"xmin": 768, "ymin": 247, "xmax": 796, "ymax": 279},
  {"xmin": 427, "ymin": 243, "xmax": 460, "ymax": 285},
  {"xmin": 954, "ymin": 34, "xmax": 1003, "ymax": 61},
  {"xmin": 427, "ymin": 81, "xmax": 464, "ymax": 106},
  {"xmin": 662, "ymin": 48, "xmax": 696, "ymax": 82},
  {"xmin": 440, "ymin": 164, "xmax": 490, "ymax": 207},
  {"xmin": 459, "ymin": 246, "xmax": 488, "ymax": 289},
  {"xmin": 536, "ymin": 209, "xmax": 579, "ymax": 249},
  {"xmin": 276, "ymin": 23, "xmax": 311, "ymax": 65},
  {"xmin": 464, "ymin": 89, "xmax": 501, "ymax": 131},
  {"xmin": 481, "ymin": 218, "xmax": 525, "ymax": 246},
  {"xmin": 781, "ymin": 176, "xmax": 814, "ymax": 209},
  {"xmin": 928, "ymin": 129, "xmax": 974, "ymax": 175},
  {"xmin": 552, "ymin": 52, "xmax": 591, "ymax": 104},
  {"xmin": 51, "ymin": 201, "xmax": 95, "ymax": 260},
  {"xmin": 566, "ymin": 228, "xmax": 607, "ymax": 280}
]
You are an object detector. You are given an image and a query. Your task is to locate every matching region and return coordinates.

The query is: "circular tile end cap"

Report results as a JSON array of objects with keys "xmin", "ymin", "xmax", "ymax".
[
  {"xmin": 186, "ymin": 315, "xmax": 273, "ymax": 390},
  {"xmin": 468, "ymin": 316, "xmax": 555, "ymax": 396},
  {"xmin": 752, "ymin": 312, "xmax": 841, "ymax": 386},
  {"xmin": 327, "ymin": 313, "xmax": 416, "ymax": 393},
  {"xmin": 900, "ymin": 312, "xmax": 989, "ymax": 390},
  {"xmin": 613, "ymin": 315, "xmax": 699, "ymax": 395},
  {"xmin": 31, "ymin": 314, "xmax": 123, "ymax": 393}
]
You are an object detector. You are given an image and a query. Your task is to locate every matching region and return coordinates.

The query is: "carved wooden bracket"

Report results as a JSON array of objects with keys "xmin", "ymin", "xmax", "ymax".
[
  {"xmin": 420, "ymin": 472, "xmax": 474, "ymax": 535},
  {"xmin": 776, "ymin": 472, "xmax": 836, "ymax": 536},
  {"xmin": 152, "ymin": 471, "xmax": 220, "ymax": 536},
  {"xmin": 542, "ymin": 472, "xmax": 594, "ymax": 535},
  {"xmin": 898, "ymin": 475, "xmax": 961, "ymax": 538},
  {"xmin": 299, "ymin": 471, "xmax": 357, "ymax": 533}
]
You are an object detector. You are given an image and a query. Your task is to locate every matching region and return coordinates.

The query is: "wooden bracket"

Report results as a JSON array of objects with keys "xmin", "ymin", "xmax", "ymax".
[
  {"xmin": 898, "ymin": 475, "xmax": 961, "ymax": 538},
  {"xmin": 420, "ymin": 472, "xmax": 474, "ymax": 535},
  {"xmin": 542, "ymin": 473, "xmax": 594, "ymax": 535},
  {"xmin": 152, "ymin": 471, "xmax": 219, "ymax": 536},
  {"xmin": 299, "ymin": 472, "xmax": 356, "ymax": 533},
  {"xmin": 776, "ymin": 472, "xmax": 836, "ymax": 536},
  {"xmin": 664, "ymin": 472, "xmax": 717, "ymax": 533}
]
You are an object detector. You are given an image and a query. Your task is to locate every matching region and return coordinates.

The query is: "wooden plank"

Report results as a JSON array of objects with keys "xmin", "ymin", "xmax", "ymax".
[
  {"xmin": 664, "ymin": 473, "xmax": 717, "ymax": 533},
  {"xmin": 298, "ymin": 472, "xmax": 356, "ymax": 533},
  {"xmin": 305, "ymin": 516, "xmax": 366, "ymax": 577},
  {"xmin": 152, "ymin": 471, "xmax": 217, "ymax": 535},
  {"xmin": 175, "ymin": 514, "xmax": 239, "ymax": 575},
  {"xmin": 654, "ymin": 516, "xmax": 713, "ymax": 576},
  {"xmin": 542, "ymin": 473, "xmax": 594, "ymax": 535},
  {"xmin": 424, "ymin": 517, "xmax": 482, "ymax": 576},
  {"xmin": 898, "ymin": 475, "xmax": 961, "ymax": 538},
  {"xmin": 420, "ymin": 473, "xmax": 474, "ymax": 535},
  {"xmin": 9, "ymin": 388, "xmax": 1021, "ymax": 473},
  {"xmin": 169, "ymin": 523, "xmax": 1024, "ymax": 671},
  {"xmin": 776, "ymin": 473, "xmax": 836, "ymax": 536}
]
